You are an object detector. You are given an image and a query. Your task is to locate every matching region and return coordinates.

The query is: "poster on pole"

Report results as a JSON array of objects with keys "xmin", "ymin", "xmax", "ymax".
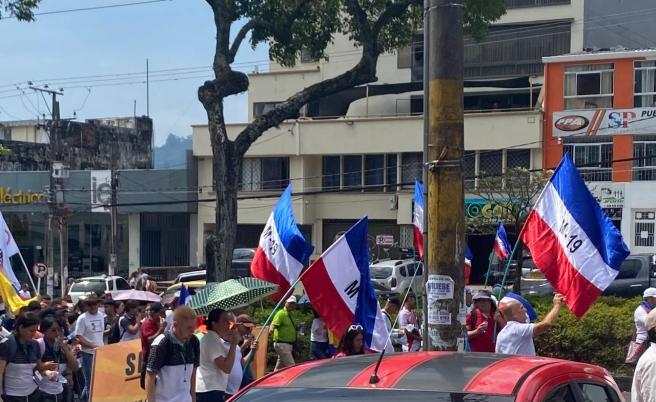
[{"xmin": 426, "ymin": 275, "xmax": 454, "ymax": 325}]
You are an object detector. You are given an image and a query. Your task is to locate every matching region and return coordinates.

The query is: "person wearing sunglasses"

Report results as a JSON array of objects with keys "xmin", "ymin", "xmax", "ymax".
[{"xmin": 335, "ymin": 325, "xmax": 365, "ymax": 358}]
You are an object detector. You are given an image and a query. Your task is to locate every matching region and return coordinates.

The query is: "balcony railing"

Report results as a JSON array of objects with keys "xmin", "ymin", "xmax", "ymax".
[{"xmin": 505, "ymin": 0, "xmax": 571, "ymax": 8}]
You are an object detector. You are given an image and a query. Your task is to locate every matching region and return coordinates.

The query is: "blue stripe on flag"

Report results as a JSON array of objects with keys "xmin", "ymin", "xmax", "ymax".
[
  {"xmin": 273, "ymin": 185, "xmax": 314, "ymax": 265},
  {"xmin": 496, "ymin": 223, "xmax": 512, "ymax": 257},
  {"xmin": 343, "ymin": 217, "xmax": 378, "ymax": 349},
  {"xmin": 550, "ymin": 156, "xmax": 629, "ymax": 270},
  {"xmin": 414, "ymin": 180, "xmax": 424, "ymax": 209}
]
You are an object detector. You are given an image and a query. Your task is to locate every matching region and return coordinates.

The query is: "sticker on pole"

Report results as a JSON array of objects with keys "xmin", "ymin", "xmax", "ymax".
[
  {"xmin": 426, "ymin": 275, "xmax": 454, "ymax": 301},
  {"xmin": 33, "ymin": 263, "xmax": 47, "ymax": 279}
]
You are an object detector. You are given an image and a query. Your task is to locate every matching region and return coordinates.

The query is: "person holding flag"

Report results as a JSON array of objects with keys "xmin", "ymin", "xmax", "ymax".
[
  {"xmin": 520, "ymin": 154, "xmax": 630, "ymax": 318},
  {"xmin": 250, "ymin": 185, "xmax": 314, "ymax": 300}
]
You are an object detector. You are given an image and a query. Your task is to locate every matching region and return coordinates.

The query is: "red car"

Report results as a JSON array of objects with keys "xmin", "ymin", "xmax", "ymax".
[{"xmin": 230, "ymin": 352, "xmax": 625, "ymax": 402}]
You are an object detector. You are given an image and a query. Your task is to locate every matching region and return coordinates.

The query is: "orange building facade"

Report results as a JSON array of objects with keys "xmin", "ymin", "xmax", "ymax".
[{"xmin": 543, "ymin": 50, "xmax": 656, "ymax": 253}]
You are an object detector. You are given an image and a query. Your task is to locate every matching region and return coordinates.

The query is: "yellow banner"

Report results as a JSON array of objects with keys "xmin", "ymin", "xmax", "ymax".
[{"xmin": 90, "ymin": 340, "xmax": 145, "ymax": 402}]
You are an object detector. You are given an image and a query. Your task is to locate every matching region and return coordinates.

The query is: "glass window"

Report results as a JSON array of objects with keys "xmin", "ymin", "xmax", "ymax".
[
  {"xmin": 343, "ymin": 155, "xmax": 363, "ymax": 189},
  {"xmin": 616, "ymin": 259, "xmax": 643, "ymax": 279},
  {"xmin": 635, "ymin": 61, "xmax": 656, "ymax": 107},
  {"xmin": 464, "ymin": 151, "xmax": 476, "ymax": 190},
  {"xmin": 479, "ymin": 150, "xmax": 503, "ymax": 176},
  {"xmin": 507, "ymin": 149, "xmax": 531, "ymax": 169},
  {"xmin": 544, "ymin": 385, "xmax": 577, "ymax": 402},
  {"xmin": 364, "ymin": 155, "xmax": 385, "ymax": 192},
  {"xmin": 401, "ymin": 152, "xmax": 422, "ymax": 187},
  {"xmin": 576, "ymin": 383, "xmax": 612, "ymax": 402},
  {"xmin": 563, "ymin": 142, "xmax": 612, "ymax": 181},
  {"xmin": 322, "ymin": 156, "xmax": 341, "ymax": 190},
  {"xmin": 241, "ymin": 159, "xmax": 260, "ymax": 191},
  {"xmin": 564, "ymin": 64, "xmax": 614, "ymax": 109},
  {"xmin": 386, "ymin": 154, "xmax": 398, "ymax": 191},
  {"xmin": 253, "ymin": 102, "xmax": 282, "ymax": 118},
  {"xmin": 70, "ymin": 279, "xmax": 107, "ymax": 294},
  {"xmin": 633, "ymin": 141, "xmax": 656, "ymax": 181},
  {"xmin": 634, "ymin": 211, "xmax": 656, "ymax": 247},
  {"xmin": 107, "ymin": 280, "xmax": 114, "ymax": 291},
  {"xmin": 261, "ymin": 158, "xmax": 289, "ymax": 191},
  {"xmin": 116, "ymin": 278, "xmax": 131, "ymax": 290}
]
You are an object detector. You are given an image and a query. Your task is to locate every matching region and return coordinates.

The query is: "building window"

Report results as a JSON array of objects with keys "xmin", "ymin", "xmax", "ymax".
[
  {"xmin": 479, "ymin": 150, "xmax": 503, "ymax": 175},
  {"xmin": 240, "ymin": 157, "xmax": 289, "ymax": 191},
  {"xmin": 634, "ymin": 211, "xmax": 656, "ymax": 247},
  {"xmin": 563, "ymin": 142, "xmax": 613, "ymax": 181},
  {"xmin": 506, "ymin": 0, "xmax": 571, "ymax": 7},
  {"xmin": 401, "ymin": 152, "xmax": 423, "ymax": 188},
  {"xmin": 506, "ymin": 149, "xmax": 531, "ymax": 169},
  {"xmin": 300, "ymin": 48, "xmax": 318, "ymax": 63},
  {"xmin": 322, "ymin": 154, "xmax": 397, "ymax": 192},
  {"xmin": 464, "ymin": 151, "xmax": 476, "ymax": 190},
  {"xmin": 253, "ymin": 102, "xmax": 282, "ymax": 118},
  {"xmin": 564, "ymin": 64, "xmax": 614, "ymax": 110},
  {"xmin": 635, "ymin": 61, "xmax": 656, "ymax": 107},
  {"xmin": 633, "ymin": 140, "xmax": 656, "ymax": 180}
]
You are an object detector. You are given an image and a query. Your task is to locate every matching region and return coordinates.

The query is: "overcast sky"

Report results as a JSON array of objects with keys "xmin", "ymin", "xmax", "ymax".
[{"xmin": 0, "ymin": 0, "xmax": 268, "ymax": 146}]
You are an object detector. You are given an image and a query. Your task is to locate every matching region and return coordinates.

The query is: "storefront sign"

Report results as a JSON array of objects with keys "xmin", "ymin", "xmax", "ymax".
[
  {"xmin": 553, "ymin": 108, "xmax": 656, "ymax": 137},
  {"xmin": 586, "ymin": 183, "xmax": 625, "ymax": 209},
  {"xmin": 465, "ymin": 198, "xmax": 514, "ymax": 223},
  {"xmin": 91, "ymin": 170, "xmax": 112, "ymax": 213},
  {"xmin": 0, "ymin": 187, "xmax": 45, "ymax": 204},
  {"xmin": 375, "ymin": 234, "xmax": 394, "ymax": 246}
]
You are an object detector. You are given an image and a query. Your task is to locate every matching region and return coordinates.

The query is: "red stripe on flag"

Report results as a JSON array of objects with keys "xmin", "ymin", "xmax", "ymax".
[
  {"xmin": 413, "ymin": 225, "xmax": 424, "ymax": 259},
  {"xmin": 302, "ymin": 258, "xmax": 354, "ymax": 341},
  {"xmin": 521, "ymin": 210, "xmax": 603, "ymax": 317},
  {"xmin": 346, "ymin": 352, "xmax": 440, "ymax": 388},
  {"xmin": 250, "ymin": 247, "xmax": 292, "ymax": 301}
]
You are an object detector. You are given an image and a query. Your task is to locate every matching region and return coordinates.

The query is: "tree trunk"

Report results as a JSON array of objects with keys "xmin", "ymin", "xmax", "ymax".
[{"xmin": 513, "ymin": 241, "xmax": 523, "ymax": 294}]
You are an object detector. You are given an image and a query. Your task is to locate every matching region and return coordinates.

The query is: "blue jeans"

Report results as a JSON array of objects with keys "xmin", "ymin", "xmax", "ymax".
[
  {"xmin": 311, "ymin": 341, "xmax": 331, "ymax": 359},
  {"xmin": 197, "ymin": 390, "xmax": 226, "ymax": 402},
  {"xmin": 80, "ymin": 352, "xmax": 94, "ymax": 402}
]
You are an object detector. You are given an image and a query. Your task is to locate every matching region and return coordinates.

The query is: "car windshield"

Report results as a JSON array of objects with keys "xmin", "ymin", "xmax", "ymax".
[
  {"xmin": 116, "ymin": 278, "xmax": 131, "ymax": 290},
  {"xmin": 70, "ymin": 279, "xmax": 106, "ymax": 294},
  {"xmin": 370, "ymin": 266, "xmax": 393, "ymax": 279},
  {"xmin": 180, "ymin": 273, "xmax": 205, "ymax": 283},
  {"xmin": 235, "ymin": 388, "xmax": 513, "ymax": 402}
]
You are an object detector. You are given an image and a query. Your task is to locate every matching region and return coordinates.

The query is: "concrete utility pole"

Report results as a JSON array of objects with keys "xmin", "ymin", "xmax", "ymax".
[
  {"xmin": 32, "ymin": 85, "xmax": 67, "ymax": 296},
  {"xmin": 109, "ymin": 124, "xmax": 119, "ymax": 277},
  {"xmin": 425, "ymin": 0, "xmax": 466, "ymax": 350}
]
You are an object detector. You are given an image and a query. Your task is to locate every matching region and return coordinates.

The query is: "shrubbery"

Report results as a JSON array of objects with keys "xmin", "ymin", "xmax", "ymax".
[{"xmin": 528, "ymin": 295, "xmax": 639, "ymax": 374}]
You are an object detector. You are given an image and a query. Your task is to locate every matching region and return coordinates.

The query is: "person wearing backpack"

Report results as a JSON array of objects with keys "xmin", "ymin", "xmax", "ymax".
[
  {"xmin": 0, "ymin": 313, "xmax": 59, "ymax": 402},
  {"xmin": 36, "ymin": 316, "xmax": 79, "ymax": 402},
  {"xmin": 118, "ymin": 301, "xmax": 142, "ymax": 343},
  {"xmin": 466, "ymin": 290, "xmax": 504, "ymax": 353}
]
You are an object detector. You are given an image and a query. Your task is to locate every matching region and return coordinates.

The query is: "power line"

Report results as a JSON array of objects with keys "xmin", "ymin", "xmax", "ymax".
[{"xmin": 0, "ymin": 0, "xmax": 173, "ymax": 20}]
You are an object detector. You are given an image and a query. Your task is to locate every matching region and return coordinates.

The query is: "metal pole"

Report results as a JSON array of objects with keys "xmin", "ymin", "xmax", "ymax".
[
  {"xmin": 426, "ymin": 0, "xmax": 465, "ymax": 351},
  {"xmin": 484, "ymin": 252, "xmax": 494, "ymax": 287},
  {"xmin": 146, "ymin": 59, "xmax": 150, "ymax": 118},
  {"xmin": 421, "ymin": 0, "xmax": 430, "ymax": 351}
]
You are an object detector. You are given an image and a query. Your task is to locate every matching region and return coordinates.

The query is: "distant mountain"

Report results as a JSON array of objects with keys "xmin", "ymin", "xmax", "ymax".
[{"xmin": 154, "ymin": 134, "xmax": 192, "ymax": 169}]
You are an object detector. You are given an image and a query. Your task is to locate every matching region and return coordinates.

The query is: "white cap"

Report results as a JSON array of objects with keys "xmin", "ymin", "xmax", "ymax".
[
  {"xmin": 644, "ymin": 288, "xmax": 656, "ymax": 298},
  {"xmin": 286, "ymin": 295, "xmax": 297, "ymax": 303}
]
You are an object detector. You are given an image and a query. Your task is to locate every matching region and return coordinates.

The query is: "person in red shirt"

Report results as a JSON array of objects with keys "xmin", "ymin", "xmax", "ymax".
[
  {"xmin": 139, "ymin": 302, "xmax": 166, "ymax": 389},
  {"xmin": 466, "ymin": 290, "xmax": 505, "ymax": 353}
]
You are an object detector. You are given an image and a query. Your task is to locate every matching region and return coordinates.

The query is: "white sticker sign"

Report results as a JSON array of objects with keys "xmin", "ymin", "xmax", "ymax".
[{"xmin": 426, "ymin": 275, "xmax": 454, "ymax": 301}]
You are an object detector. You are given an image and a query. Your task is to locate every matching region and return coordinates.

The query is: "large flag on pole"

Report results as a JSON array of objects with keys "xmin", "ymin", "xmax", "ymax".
[
  {"xmin": 412, "ymin": 180, "xmax": 425, "ymax": 259},
  {"xmin": 520, "ymin": 155, "xmax": 630, "ymax": 318},
  {"xmin": 0, "ymin": 211, "xmax": 21, "ymax": 290},
  {"xmin": 250, "ymin": 185, "xmax": 314, "ymax": 300},
  {"xmin": 493, "ymin": 223, "xmax": 512, "ymax": 261},
  {"xmin": 302, "ymin": 217, "xmax": 392, "ymax": 352}
]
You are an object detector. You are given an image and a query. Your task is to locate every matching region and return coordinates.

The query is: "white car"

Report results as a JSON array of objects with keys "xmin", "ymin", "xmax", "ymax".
[
  {"xmin": 369, "ymin": 259, "xmax": 423, "ymax": 295},
  {"xmin": 67, "ymin": 275, "xmax": 131, "ymax": 304}
]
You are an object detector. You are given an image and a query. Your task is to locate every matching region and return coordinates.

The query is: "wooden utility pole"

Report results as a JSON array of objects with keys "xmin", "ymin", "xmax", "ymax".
[{"xmin": 425, "ymin": 0, "xmax": 465, "ymax": 350}]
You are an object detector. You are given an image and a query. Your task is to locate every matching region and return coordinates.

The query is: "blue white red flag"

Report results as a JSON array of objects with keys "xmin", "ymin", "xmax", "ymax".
[
  {"xmin": 250, "ymin": 185, "xmax": 314, "ymax": 301},
  {"xmin": 302, "ymin": 217, "xmax": 392, "ymax": 352},
  {"xmin": 493, "ymin": 223, "xmax": 512, "ymax": 260},
  {"xmin": 412, "ymin": 180, "xmax": 425, "ymax": 259},
  {"xmin": 520, "ymin": 155, "xmax": 630, "ymax": 317}
]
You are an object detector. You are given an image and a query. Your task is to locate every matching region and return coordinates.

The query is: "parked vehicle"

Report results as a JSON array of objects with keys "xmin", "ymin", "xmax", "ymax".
[
  {"xmin": 522, "ymin": 253, "xmax": 656, "ymax": 297},
  {"xmin": 173, "ymin": 248, "xmax": 257, "ymax": 283},
  {"xmin": 67, "ymin": 275, "xmax": 131, "ymax": 304},
  {"xmin": 229, "ymin": 352, "xmax": 625, "ymax": 402},
  {"xmin": 369, "ymin": 259, "xmax": 422, "ymax": 295},
  {"xmin": 160, "ymin": 280, "xmax": 207, "ymax": 305}
]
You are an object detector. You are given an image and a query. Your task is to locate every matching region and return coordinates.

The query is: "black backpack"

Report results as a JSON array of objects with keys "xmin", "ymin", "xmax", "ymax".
[{"xmin": 107, "ymin": 316, "xmax": 126, "ymax": 344}]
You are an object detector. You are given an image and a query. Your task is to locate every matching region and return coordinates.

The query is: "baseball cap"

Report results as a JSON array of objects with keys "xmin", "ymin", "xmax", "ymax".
[
  {"xmin": 644, "ymin": 288, "xmax": 656, "ymax": 298},
  {"xmin": 645, "ymin": 309, "xmax": 656, "ymax": 331},
  {"xmin": 236, "ymin": 314, "xmax": 255, "ymax": 328},
  {"xmin": 286, "ymin": 295, "xmax": 297, "ymax": 303},
  {"xmin": 473, "ymin": 289, "xmax": 493, "ymax": 301}
]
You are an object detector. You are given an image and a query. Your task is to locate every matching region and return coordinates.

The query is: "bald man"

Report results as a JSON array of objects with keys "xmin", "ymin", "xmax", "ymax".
[{"xmin": 495, "ymin": 293, "xmax": 564, "ymax": 356}]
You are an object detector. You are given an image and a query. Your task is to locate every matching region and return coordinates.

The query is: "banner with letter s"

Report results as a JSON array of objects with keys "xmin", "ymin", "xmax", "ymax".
[{"xmin": 90, "ymin": 340, "xmax": 145, "ymax": 402}]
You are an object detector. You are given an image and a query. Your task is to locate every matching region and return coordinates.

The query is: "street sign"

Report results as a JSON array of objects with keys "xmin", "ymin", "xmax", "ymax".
[
  {"xmin": 33, "ymin": 263, "xmax": 47, "ymax": 279},
  {"xmin": 375, "ymin": 234, "xmax": 394, "ymax": 246}
]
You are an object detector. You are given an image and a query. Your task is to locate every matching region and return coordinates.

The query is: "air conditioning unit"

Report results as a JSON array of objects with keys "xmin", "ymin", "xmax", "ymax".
[{"xmin": 52, "ymin": 162, "xmax": 69, "ymax": 179}]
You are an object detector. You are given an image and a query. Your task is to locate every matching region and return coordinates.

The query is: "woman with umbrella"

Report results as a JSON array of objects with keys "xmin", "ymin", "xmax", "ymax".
[{"xmin": 195, "ymin": 308, "xmax": 241, "ymax": 402}]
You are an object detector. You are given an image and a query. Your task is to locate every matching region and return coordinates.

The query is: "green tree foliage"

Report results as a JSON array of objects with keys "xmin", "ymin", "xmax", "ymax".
[
  {"xmin": 200, "ymin": 0, "xmax": 507, "ymax": 282},
  {"xmin": 1, "ymin": 0, "xmax": 40, "ymax": 21}
]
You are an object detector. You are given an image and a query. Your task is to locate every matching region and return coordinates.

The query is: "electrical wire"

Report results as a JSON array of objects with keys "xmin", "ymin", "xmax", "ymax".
[{"xmin": 0, "ymin": 0, "xmax": 173, "ymax": 20}]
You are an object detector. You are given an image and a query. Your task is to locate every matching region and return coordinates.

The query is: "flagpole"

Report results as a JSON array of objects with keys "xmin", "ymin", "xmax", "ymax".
[
  {"xmin": 17, "ymin": 251, "xmax": 38, "ymax": 295},
  {"xmin": 484, "ymin": 251, "xmax": 494, "ymax": 288}
]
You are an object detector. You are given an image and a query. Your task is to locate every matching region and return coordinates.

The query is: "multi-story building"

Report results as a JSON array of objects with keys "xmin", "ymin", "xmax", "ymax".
[
  {"xmin": 543, "ymin": 48, "xmax": 656, "ymax": 255},
  {"xmin": 193, "ymin": 0, "xmax": 656, "ymax": 279}
]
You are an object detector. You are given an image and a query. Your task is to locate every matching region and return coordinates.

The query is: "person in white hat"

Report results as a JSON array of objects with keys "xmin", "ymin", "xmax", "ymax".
[
  {"xmin": 270, "ymin": 296, "xmax": 298, "ymax": 371},
  {"xmin": 632, "ymin": 288, "xmax": 656, "ymax": 361},
  {"xmin": 631, "ymin": 309, "xmax": 656, "ymax": 402}
]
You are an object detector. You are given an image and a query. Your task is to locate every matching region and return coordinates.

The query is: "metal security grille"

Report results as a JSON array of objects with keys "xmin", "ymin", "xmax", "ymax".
[
  {"xmin": 506, "ymin": 149, "xmax": 531, "ymax": 169},
  {"xmin": 479, "ymin": 150, "xmax": 503, "ymax": 176},
  {"xmin": 140, "ymin": 213, "xmax": 190, "ymax": 267},
  {"xmin": 634, "ymin": 211, "xmax": 656, "ymax": 248},
  {"xmin": 506, "ymin": 0, "xmax": 570, "ymax": 7},
  {"xmin": 633, "ymin": 141, "xmax": 656, "ymax": 181},
  {"xmin": 563, "ymin": 142, "xmax": 612, "ymax": 181}
]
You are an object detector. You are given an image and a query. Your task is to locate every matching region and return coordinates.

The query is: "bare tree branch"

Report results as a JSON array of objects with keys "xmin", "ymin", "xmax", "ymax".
[{"xmin": 229, "ymin": 19, "xmax": 259, "ymax": 63}]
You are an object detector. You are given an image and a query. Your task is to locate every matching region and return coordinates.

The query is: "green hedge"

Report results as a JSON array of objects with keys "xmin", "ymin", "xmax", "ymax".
[{"xmin": 527, "ymin": 295, "xmax": 639, "ymax": 374}]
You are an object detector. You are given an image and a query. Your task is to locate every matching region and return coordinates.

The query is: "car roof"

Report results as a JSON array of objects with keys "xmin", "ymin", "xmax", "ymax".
[
  {"xmin": 370, "ymin": 259, "xmax": 414, "ymax": 267},
  {"xmin": 75, "ymin": 276, "xmax": 120, "ymax": 281},
  {"xmin": 166, "ymin": 280, "xmax": 206, "ymax": 292},
  {"xmin": 253, "ymin": 352, "xmax": 607, "ymax": 396},
  {"xmin": 178, "ymin": 270, "xmax": 205, "ymax": 277}
]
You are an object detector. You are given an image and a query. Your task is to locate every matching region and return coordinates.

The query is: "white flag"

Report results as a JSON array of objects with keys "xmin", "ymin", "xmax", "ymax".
[{"xmin": 0, "ymin": 211, "xmax": 21, "ymax": 290}]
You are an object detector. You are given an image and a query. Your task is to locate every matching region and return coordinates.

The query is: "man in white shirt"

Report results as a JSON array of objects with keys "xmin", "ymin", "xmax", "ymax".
[
  {"xmin": 632, "ymin": 309, "xmax": 656, "ymax": 402},
  {"xmin": 495, "ymin": 293, "xmax": 564, "ymax": 356},
  {"xmin": 74, "ymin": 295, "xmax": 106, "ymax": 402},
  {"xmin": 633, "ymin": 288, "xmax": 656, "ymax": 353},
  {"xmin": 397, "ymin": 293, "xmax": 422, "ymax": 352}
]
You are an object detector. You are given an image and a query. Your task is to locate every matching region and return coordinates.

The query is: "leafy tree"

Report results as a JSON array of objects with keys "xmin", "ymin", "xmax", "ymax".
[
  {"xmin": 467, "ymin": 167, "xmax": 550, "ymax": 293},
  {"xmin": 200, "ymin": 0, "xmax": 506, "ymax": 282},
  {"xmin": 1, "ymin": 0, "xmax": 40, "ymax": 21}
]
